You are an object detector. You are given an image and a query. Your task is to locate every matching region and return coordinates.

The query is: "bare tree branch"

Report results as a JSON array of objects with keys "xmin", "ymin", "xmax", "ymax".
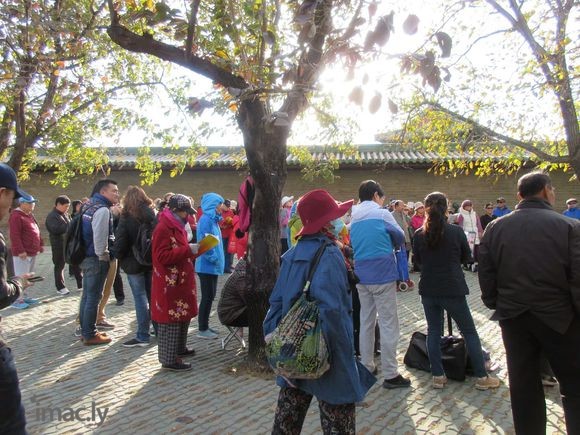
[
  {"xmin": 448, "ymin": 28, "xmax": 513, "ymax": 67},
  {"xmin": 424, "ymin": 101, "xmax": 569, "ymax": 163},
  {"xmin": 37, "ymin": 81, "xmax": 164, "ymax": 137}
]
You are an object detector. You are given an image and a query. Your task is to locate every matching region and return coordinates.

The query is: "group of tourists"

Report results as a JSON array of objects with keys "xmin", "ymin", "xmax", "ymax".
[
  {"xmin": 1, "ymin": 165, "xmax": 579, "ymax": 434},
  {"xmin": 270, "ymin": 176, "xmax": 579, "ymax": 434}
]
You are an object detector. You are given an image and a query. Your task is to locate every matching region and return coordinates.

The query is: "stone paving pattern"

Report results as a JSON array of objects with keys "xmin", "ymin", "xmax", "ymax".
[{"xmin": 1, "ymin": 249, "xmax": 566, "ymax": 434}]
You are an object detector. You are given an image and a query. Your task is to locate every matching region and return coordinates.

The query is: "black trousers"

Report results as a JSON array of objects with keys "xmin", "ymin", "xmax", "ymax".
[
  {"xmin": 112, "ymin": 267, "xmax": 125, "ymax": 302},
  {"xmin": 197, "ymin": 273, "xmax": 218, "ymax": 331},
  {"xmin": 500, "ymin": 312, "xmax": 580, "ymax": 435},
  {"xmin": 51, "ymin": 241, "xmax": 66, "ymax": 290},
  {"xmin": 69, "ymin": 264, "xmax": 83, "ymax": 289},
  {"xmin": 0, "ymin": 344, "xmax": 26, "ymax": 434}
]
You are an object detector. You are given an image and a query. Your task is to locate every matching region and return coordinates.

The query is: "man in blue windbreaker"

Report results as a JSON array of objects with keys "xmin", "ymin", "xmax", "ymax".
[{"xmin": 350, "ymin": 180, "xmax": 410, "ymax": 389}]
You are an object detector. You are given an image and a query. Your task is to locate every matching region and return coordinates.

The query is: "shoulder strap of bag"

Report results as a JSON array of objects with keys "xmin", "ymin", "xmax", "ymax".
[
  {"xmin": 303, "ymin": 241, "xmax": 330, "ymax": 296},
  {"xmin": 447, "ymin": 311, "xmax": 453, "ymax": 336}
]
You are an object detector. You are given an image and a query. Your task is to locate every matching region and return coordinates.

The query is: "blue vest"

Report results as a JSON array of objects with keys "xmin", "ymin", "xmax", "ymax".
[{"xmin": 81, "ymin": 194, "xmax": 113, "ymax": 258}]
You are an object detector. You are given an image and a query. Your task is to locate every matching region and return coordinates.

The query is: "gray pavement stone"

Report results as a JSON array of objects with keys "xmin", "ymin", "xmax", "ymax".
[{"xmin": 0, "ymin": 248, "xmax": 567, "ymax": 434}]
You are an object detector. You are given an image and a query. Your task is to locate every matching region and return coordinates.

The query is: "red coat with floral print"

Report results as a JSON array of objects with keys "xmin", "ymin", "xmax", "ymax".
[{"xmin": 151, "ymin": 208, "xmax": 198, "ymax": 323}]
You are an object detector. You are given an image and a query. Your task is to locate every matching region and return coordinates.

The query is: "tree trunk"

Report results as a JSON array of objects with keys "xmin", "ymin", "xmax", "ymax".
[
  {"xmin": 569, "ymin": 156, "xmax": 580, "ymax": 185},
  {"xmin": 239, "ymin": 100, "xmax": 289, "ymax": 365}
]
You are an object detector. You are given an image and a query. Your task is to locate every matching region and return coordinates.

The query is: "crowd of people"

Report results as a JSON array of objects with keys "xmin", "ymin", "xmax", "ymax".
[{"xmin": 0, "ymin": 166, "xmax": 578, "ymax": 434}]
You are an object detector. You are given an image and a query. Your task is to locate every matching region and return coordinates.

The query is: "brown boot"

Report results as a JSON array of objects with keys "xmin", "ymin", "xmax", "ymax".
[
  {"xmin": 475, "ymin": 376, "xmax": 500, "ymax": 390},
  {"xmin": 84, "ymin": 333, "xmax": 112, "ymax": 346}
]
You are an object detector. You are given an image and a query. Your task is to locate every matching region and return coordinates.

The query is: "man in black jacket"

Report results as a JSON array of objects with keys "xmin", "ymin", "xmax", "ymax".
[
  {"xmin": 0, "ymin": 163, "xmax": 36, "ymax": 434},
  {"xmin": 45, "ymin": 195, "xmax": 71, "ymax": 295},
  {"xmin": 478, "ymin": 171, "xmax": 580, "ymax": 435}
]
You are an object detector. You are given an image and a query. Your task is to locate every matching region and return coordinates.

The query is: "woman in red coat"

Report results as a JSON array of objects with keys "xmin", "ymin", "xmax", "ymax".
[{"xmin": 151, "ymin": 194, "xmax": 200, "ymax": 372}]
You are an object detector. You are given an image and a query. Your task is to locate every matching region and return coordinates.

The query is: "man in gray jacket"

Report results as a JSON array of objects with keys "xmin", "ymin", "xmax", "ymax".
[
  {"xmin": 78, "ymin": 179, "xmax": 119, "ymax": 346},
  {"xmin": 45, "ymin": 195, "xmax": 71, "ymax": 295},
  {"xmin": 478, "ymin": 171, "xmax": 580, "ymax": 434}
]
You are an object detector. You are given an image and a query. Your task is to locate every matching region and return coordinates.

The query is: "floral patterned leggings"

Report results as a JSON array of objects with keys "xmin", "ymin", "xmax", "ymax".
[{"xmin": 272, "ymin": 386, "xmax": 355, "ymax": 435}]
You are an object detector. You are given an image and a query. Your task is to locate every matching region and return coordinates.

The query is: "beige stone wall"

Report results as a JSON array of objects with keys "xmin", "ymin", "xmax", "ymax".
[{"xmin": 6, "ymin": 166, "xmax": 577, "ymax": 243}]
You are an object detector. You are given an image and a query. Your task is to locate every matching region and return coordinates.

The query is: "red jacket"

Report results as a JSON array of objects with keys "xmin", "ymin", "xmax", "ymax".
[
  {"xmin": 9, "ymin": 209, "xmax": 43, "ymax": 256},
  {"xmin": 151, "ymin": 208, "xmax": 199, "ymax": 323},
  {"xmin": 219, "ymin": 209, "xmax": 235, "ymax": 239},
  {"xmin": 228, "ymin": 215, "xmax": 248, "ymax": 258}
]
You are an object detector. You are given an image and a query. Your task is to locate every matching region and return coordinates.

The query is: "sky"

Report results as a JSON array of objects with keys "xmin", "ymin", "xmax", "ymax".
[{"xmin": 106, "ymin": 0, "xmax": 574, "ymax": 149}]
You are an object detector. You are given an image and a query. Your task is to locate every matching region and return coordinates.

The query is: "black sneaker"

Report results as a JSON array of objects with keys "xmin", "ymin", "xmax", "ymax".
[
  {"xmin": 383, "ymin": 374, "xmax": 412, "ymax": 389},
  {"xmin": 162, "ymin": 362, "xmax": 192, "ymax": 372},
  {"xmin": 115, "ymin": 300, "xmax": 125, "ymax": 306},
  {"xmin": 122, "ymin": 338, "xmax": 149, "ymax": 348},
  {"xmin": 177, "ymin": 348, "xmax": 196, "ymax": 357}
]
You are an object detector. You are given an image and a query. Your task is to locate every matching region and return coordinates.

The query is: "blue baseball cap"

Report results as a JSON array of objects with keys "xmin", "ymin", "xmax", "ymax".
[
  {"xmin": 18, "ymin": 195, "xmax": 37, "ymax": 204},
  {"xmin": 0, "ymin": 163, "xmax": 31, "ymax": 200}
]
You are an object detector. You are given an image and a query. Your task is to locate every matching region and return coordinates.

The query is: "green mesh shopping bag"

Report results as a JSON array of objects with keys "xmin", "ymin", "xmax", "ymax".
[{"xmin": 266, "ymin": 242, "xmax": 331, "ymax": 379}]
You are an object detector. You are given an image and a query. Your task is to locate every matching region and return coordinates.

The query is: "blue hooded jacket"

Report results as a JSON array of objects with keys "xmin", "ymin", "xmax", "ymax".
[{"xmin": 195, "ymin": 193, "xmax": 225, "ymax": 275}]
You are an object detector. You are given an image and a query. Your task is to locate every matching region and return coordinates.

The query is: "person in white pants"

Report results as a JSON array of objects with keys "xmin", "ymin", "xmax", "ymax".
[
  {"xmin": 9, "ymin": 195, "xmax": 43, "ymax": 309},
  {"xmin": 350, "ymin": 180, "xmax": 411, "ymax": 389},
  {"xmin": 357, "ymin": 282, "xmax": 400, "ymax": 379}
]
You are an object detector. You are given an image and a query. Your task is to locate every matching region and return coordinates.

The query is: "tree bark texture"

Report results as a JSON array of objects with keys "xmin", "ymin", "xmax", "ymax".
[{"xmin": 239, "ymin": 98, "xmax": 289, "ymax": 364}]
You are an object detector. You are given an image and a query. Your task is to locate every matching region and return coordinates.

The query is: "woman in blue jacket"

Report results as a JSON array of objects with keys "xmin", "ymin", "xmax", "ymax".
[
  {"xmin": 195, "ymin": 193, "xmax": 225, "ymax": 339},
  {"xmin": 264, "ymin": 189, "xmax": 375, "ymax": 434}
]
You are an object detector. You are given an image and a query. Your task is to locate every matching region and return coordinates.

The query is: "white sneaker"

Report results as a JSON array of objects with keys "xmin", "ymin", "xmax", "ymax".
[
  {"xmin": 57, "ymin": 288, "xmax": 70, "ymax": 295},
  {"xmin": 196, "ymin": 330, "xmax": 218, "ymax": 339}
]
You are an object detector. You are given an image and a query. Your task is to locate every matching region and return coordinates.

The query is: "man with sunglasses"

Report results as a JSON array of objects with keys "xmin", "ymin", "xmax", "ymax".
[
  {"xmin": 492, "ymin": 197, "xmax": 512, "ymax": 218},
  {"xmin": 480, "ymin": 203, "xmax": 496, "ymax": 230}
]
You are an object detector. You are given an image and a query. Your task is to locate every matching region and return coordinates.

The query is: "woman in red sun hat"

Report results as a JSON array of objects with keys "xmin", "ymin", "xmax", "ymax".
[{"xmin": 264, "ymin": 189, "xmax": 375, "ymax": 434}]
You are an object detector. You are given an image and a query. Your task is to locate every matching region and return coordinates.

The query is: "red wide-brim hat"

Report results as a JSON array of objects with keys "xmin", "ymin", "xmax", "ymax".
[{"xmin": 296, "ymin": 189, "xmax": 354, "ymax": 238}]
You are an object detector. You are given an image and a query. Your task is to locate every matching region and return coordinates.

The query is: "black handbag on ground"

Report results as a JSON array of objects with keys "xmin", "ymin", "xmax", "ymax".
[{"xmin": 404, "ymin": 313, "xmax": 468, "ymax": 381}]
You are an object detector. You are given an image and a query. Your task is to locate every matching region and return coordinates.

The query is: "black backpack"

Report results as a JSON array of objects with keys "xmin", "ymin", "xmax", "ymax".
[
  {"xmin": 132, "ymin": 221, "xmax": 153, "ymax": 266},
  {"xmin": 65, "ymin": 212, "xmax": 85, "ymax": 265}
]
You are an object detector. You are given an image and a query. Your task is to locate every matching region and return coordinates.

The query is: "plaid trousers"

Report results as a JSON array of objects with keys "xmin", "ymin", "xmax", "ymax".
[{"xmin": 157, "ymin": 321, "xmax": 190, "ymax": 365}]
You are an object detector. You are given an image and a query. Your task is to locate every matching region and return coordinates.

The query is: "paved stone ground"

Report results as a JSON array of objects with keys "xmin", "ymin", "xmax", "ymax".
[{"xmin": 1, "ymin": 248, "xmax": 566, "ymax": 434}]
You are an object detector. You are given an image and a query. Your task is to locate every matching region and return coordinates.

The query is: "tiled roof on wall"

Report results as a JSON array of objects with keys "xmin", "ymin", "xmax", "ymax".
[{"xmin": 38, "ymin": 144, "xmax": 520, "ymax": 169}]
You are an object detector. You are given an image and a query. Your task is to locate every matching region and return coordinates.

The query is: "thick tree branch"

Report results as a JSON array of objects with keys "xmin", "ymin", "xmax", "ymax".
[
  {"xmin": 280, "ymin": 0, "xmax": 333, "ymax": 123},
  {"xmin": 29, "ymin": 73, "xmax": 59, "ymax": 145},
  {"xmin": 185, "ymin": 0, "xmax": 200, "ymax": 60},
  {"xmin": 68, "ymin": 1, "xmax": 107, "ymax": 48},
  {"xmin": 106, "ymin": 23, "xmax": 248, "ymax": 89},
  {"xmin": 485, "ymin": 0, "xmax": 579, "ymax": 164},
  {"xmin": 225, "ymin": 1, "xmax": 250, "ymax": 75},
  {"xmin": 425, "ymin": 101, "xmax": 569, "ymax": 163},
  {"xmin": 339, "ymin": 0, "xmax": 364, "ymax": 42},
  {"xmin": 485, "ymin": 0, "xmax": 518, "ymax": 26}
]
